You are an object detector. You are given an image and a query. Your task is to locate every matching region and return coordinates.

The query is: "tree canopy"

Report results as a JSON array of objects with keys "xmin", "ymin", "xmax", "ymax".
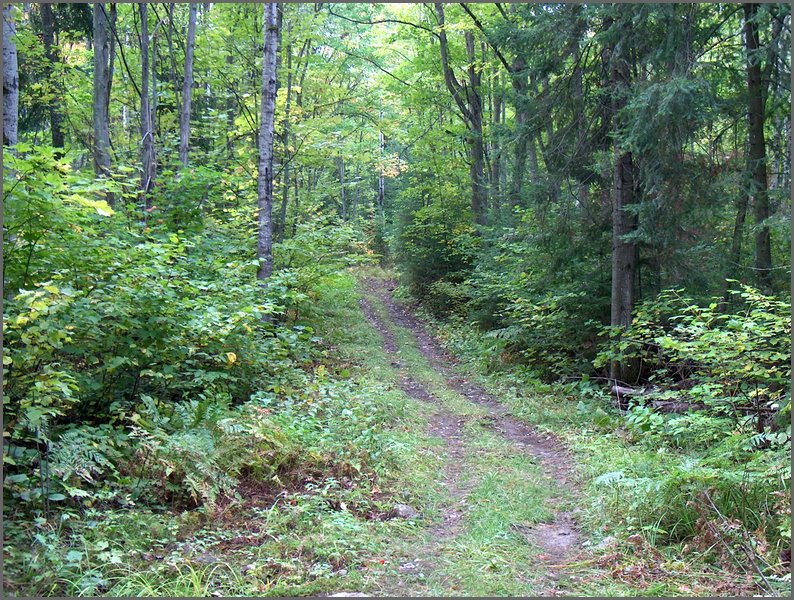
[{"xmin": 2, "ymin": 3, "xmax": 791, "ymax": 597}]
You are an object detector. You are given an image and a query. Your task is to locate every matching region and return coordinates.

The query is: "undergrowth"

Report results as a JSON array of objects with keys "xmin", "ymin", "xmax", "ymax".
[
  {"xmin": 414, "ymin": 286, "xmax": 791, "ymax": 596},
  {"xmin": 2, "ymin": 254, "xmax": 437, "ymax": 596}
]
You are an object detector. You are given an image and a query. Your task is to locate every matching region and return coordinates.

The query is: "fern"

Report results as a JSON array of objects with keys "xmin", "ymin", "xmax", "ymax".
[
  {"xmin": 594, "ymin": 470, "xmax": 626, "ymax": 486},
  {"xmin": 49, "ymin": 426, "xmax": 122, "ymax": 484}
]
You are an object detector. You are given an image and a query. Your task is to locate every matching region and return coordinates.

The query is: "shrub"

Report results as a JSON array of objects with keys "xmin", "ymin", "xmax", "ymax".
[
  {"xmin": 424, "ymin": 279, "xmax": 471, "ymax": 318},
  {"xmin": 595, "ymin": 285, "xmax": 791, "ymax": 433},
  {"xmin": 587, "ymin": 285, "xmax": 791, "ymax": 558},
  {"xmin": 395, "ymin": 192, "xmax": 478, "ymax": 297},
  {"xmin": 503, "ymin": 290, "xmax": 600, "ymax": 379}
]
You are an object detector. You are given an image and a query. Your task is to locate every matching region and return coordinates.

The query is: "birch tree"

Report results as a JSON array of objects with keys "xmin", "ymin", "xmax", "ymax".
[
  {"xmin": 139, "ymin": 3, "xmax": 156, "ymax": 201},
  {"xmin": 3, "ymin": 3, "xmax": 19, "ymax": 149},
  {"xmin": 179, "ymin": 3, "xmax": 198, "ymax": 167},
  {"xmin": 92, "ymin": 4, "xmax": 114, "ymax": 203},
  {"xmin": 256, "ymin": 3, "xmax": 280, "ymax": 284}
]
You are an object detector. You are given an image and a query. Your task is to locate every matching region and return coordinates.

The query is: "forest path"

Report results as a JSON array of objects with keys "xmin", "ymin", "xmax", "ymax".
[{"xmin": 356, "ymin": 276, "xmax": 582, "ymax": 596}]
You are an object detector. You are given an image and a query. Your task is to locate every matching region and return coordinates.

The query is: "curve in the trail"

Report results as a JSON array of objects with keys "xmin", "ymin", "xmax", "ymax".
[{"xmin": 359, "ymin": 277, "xmax": 581, "ymax": 594}]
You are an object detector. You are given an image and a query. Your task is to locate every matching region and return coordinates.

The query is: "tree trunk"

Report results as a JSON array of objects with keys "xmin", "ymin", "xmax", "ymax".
[
  {"xmin": 292, "ymin": 167, "xmax": 299, "ymax": 237},
  {"xmin": 41, "ymin": 3, "xmax": 64, "ymax": 150},
  {"xmin": 139, "ymin": 3, "xmax": 155, "ymax": 202},
  {"xmin": 256, "ymin": 2, "xmax": 279, "ymax": 285},
  {"xmin": 377, "ymin": 119, "xmax": 386, "ymax": 219},
  {"xmin": 573, "ymin": 41, "xmax": 589, "ymax": 206},
  {"xmin": 611, "ymin": 151, "xmax": 637, "ymax": 330},
  {"xmin": 610, "ymin": 148, "xmax": 638, "ymax": 382},
  {"xmin": 744, "ymin": 3, "xmax": 772, "ymax": 290},
  {"xmin": 608, "ymin": 19, "xmax": 638, "ymax": 383},
  {"xmin": 338, "ymin": 155, "xmax": 347, "ymax": 221},
  {"xmin": 151, "ymin": 21, "xmax": 158, "ymax": 138},
  {"xmin": 224, "ymin": 51, "xmax": 236, "ymax": 158},
  {"xmin": 106, "ymin": 4, "xmax": 116, "ymax": 117},
  {"xmin": 166, "ymin": 4, "xmax": 180, "ymax": 116},
  {"xmin": 490, "ymin": 72, "xmax": 502, "ymax": 211},
  {"xmin": 528, "ymin": 135, "xmax": 539, "ymax": 184},
  {"xmin": 465, "ymin": 30, "xmax": 487, "ymax": 226},
  {"xmin": 277, "ymin": 21, "xmax": 293, "ymax": 241},
  {"xmin": 508, "ymin": 57, "xmax": 529, "ymax": 209},
  {"xmin": 719, "ymin": 193, "xmax": 749, "ymax": 310},
  {"xmin": 92, "ymin": 3, "xmax": 112, "ymax": 204},
  {"xmin": 3, "ymin": 4, "xmax": 19, "ymax": 149},
  {"xmin": 435, "ymin": 3, "xmax": 487, "ymax": 226},
  {"xmin": 179, "ymin": 3, "xmax": 198, "ymax": 167}
]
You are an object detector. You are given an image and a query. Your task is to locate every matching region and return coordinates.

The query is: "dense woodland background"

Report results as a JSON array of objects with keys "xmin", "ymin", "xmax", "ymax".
[{"xmin": 2, "ymin": 2, "xmax": 791, "ymax": 596}]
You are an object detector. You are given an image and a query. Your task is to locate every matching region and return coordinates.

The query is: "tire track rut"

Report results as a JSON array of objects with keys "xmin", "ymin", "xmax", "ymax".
[{"xmin": 359, "ymin": 277, "xmax": 581, "ymax": 593}]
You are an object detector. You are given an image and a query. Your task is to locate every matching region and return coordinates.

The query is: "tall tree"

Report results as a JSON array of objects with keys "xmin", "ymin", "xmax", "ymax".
[
  {"xmin": 743, "ymin": 3, "xmax": 772, "ymax": 290},
  {"xmin": 256, "ymin": 2, "xmax": 280, "ymax": 283},
  {"xmin": 434, "ymin": 2, "xmax": 487, "ymax": 226},
  {"xmin": 456, "ymin": 3, "xmax": 538, "ymax": 213},
  {"xmin": 607, "ymin": 15, "xmax": 638, "ymax": 384},
  {"xmin": 3, "ymin": 3, "xmax": 19, "ymax": 149},
  {"xmin": 276, "ymin": 19, "xmax": 295, "ymax": 241},
  {"xmin": 92, "ymin": 3, "xmax": 112, "ymax": 197},
  {"xmin": 179, "ymin": 3, "xmax": 198, "ymax": 167},
  {"xmin": 139, "ymin": 3, "xmax": 156, "ymax": 201},
  {"xmin": 508, "ymin": 56, "xmax": 530, "ymax": 209},
  {"xmin": 40, "ymin": 3, "xmax": 64, "ymax": 150},
  {"xmin": 377, "ymin": 118, "xmax": 386, "ymax": 219},
  {"xmin": 338, "ymin": 154, "xmax": 346, "ymax": 220},
  {"xmin": 489, "ymin": 68, "xmax": 503, "ymax": 210},
  {"xmin": 106, "ymin": 4, "xmax": 116, "ymax": 119}
]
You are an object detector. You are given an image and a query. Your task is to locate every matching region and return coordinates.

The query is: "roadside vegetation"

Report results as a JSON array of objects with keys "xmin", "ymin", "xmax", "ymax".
[{"xmin": 3, "ymin": 2, "xmax": 790, "ymax": 597}]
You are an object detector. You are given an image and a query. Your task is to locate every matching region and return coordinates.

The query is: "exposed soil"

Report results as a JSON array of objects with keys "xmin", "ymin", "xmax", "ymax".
[
  {"xmin": 359, "ymin": 294, "xmax": 471, "ymax": 570},
  {"xmin": 358, "ymin": 278, "xmax": 582, "ymax": 593}
]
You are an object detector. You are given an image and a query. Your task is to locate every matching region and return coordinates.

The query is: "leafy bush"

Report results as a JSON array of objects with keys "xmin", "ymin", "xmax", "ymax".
[
  {"xmin": 584, "ymin": 285, "xmax": 792, "ymax": 555},
  {"xmin": 2, "ymin": 147, "xmax": 386, "ymax": 595},
  {"xmin": 497, "ymin": 290, "xmax": 600, "ymax": 380},
  {"xmin": 395, "ymin": 189, "xmax": 478, "ymax": 297},
  {"xmin": 272, "ymin": 220, "xmax": 375, "ymax": 321},
  {"xmin": 2, "ymin": 146, "xmax": 124, "ymax": 295},
  {"xmin": 424, "ymin": 279, "xmax": 471, "ymax": 318},
  {"xmin": 595, "ymin": 285, "xmax": 791, "ymax": 431},
  {"xmin": 150, "ymin": 165, "xmax": 224, "ymax": 231}
]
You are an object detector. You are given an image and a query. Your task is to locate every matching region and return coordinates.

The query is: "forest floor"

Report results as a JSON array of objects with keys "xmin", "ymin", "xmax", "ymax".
[
  {"xmin": 32, "ymin": 268, "xmax": 771, "ymax": 597},
  {"xmin": 353, "ymin": 276, "xmax": 582, "ymax": 596},
  {"xmin": 316, "ymin": 269, "xmax": 768, "ymax": 597}
]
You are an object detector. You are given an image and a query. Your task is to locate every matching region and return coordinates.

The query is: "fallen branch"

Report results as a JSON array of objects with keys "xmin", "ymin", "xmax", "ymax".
[{"xmin": 651, "ymin": 400, "xmax": 706, "ymax": 414}]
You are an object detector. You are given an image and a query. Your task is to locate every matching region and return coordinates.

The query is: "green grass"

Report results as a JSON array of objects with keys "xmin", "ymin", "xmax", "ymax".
[
  {"xmin": 423, "ymin": 427, "xmax": 556, "ymax": 596},
  {"xmin": 408, "ymin": 287, "xmax": 792, "ymax": 597},
  {"xmin": 355, "ymin": 273, "xmax": 568, "ymax": 596},
  {"xmin": 9, "ymin": 267, "xmax": 784, "ymax": 596}
]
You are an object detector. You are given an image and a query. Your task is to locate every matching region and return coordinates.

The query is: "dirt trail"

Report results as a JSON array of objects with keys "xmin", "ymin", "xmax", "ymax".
[
  {"xmin": 358, "ymin": 278, "xmax": 581, "ymax": 591},
  {"xmin": 359, "ymin": 295, "xmax": 471, "ymax": 549}
]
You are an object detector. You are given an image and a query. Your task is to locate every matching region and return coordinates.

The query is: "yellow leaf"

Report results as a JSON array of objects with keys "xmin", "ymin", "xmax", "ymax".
[
  {"xmin": 226, "ymin": 352, "xmax": 237, "ymax": 365},
  {"xmin": 3, "ymin": 354, "xmax": 12, "ymax": 366}
]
